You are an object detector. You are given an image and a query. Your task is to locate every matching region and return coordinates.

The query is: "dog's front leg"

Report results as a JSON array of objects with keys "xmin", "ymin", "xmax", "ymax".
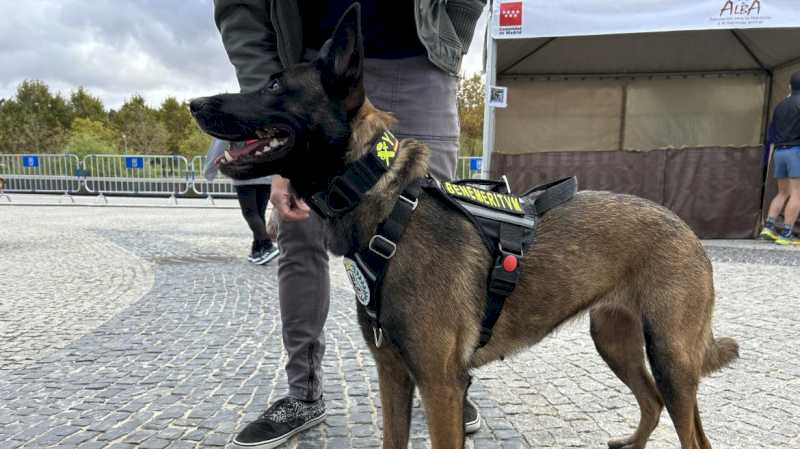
[
  {"xmin": 374, "ymin": 346, "xmax": 415, "ymax": 449},
  {"xmin": 418, "ymin": 377, "xmax": 467, "ymax": 449}
]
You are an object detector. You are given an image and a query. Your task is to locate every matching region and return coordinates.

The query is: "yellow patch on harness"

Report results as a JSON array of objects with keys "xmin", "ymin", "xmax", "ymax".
[
  {"xmin": 443, "ymin": 182, "xmax": 525, "ymax": 215},
  {"xmin": 374, "ymin": 130, "xmax": 398, "ymax": 167}
]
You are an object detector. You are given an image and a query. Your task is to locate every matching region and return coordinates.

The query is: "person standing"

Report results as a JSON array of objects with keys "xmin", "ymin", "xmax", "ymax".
[
  {"xmin": 205, "ymin": 139, "xmax": 280, "ymax": 264},
  {"xmin": 212, "ymin": 1, "xmax": 487, "ymax": 447},
  {"xmin": 761, "ymin": 71, "xmax": 800, "ymax": 245}
]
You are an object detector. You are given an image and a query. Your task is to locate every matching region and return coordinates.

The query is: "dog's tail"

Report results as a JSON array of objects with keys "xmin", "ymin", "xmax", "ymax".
[{"xmin": 701, "ymin": 335, "xmax": 739, "ymax": 376}]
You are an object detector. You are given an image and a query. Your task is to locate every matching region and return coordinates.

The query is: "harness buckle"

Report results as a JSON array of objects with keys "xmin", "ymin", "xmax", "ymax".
[
  {"xmin": 369, "ymin": 235, "xmax": 397, "ymax": 259},
  {"xmin": 501, "ymin": 175, "xmax": 512, "ymax": 194},
  {"xmin": 373, "ymin": 327, "xmax": 384, "ymax": 348},
  {"xmin": 398, "ymin": 193, "xmax": 419, "ymax": 211},
  {"xmin": 498, "ymin": 242, "xmax": 523, "ymax": 258}
]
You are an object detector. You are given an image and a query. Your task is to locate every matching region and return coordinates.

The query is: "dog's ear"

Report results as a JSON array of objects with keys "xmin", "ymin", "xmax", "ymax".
[{"xmin": 318, "ymin": 3, "xmax": 364, "ymax": 117}]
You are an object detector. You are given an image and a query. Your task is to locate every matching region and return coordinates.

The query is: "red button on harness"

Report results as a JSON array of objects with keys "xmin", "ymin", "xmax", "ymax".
[{"xmin": 502, "ymin": 255, "xmax": 518, "ymax": 272}]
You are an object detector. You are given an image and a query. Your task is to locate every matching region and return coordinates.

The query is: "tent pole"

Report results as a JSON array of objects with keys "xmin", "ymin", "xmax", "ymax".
[
  {"xmin": 730, "ymin": 30, "xmax": 768, "ymax": 71},
  {"xmin": 498, "ymin": 38, "xmax": 556, "ymax": 75},
  {"xmin": 481, "ymin": 22, "xmax": 497, "ymax": 180},
  {"xmin": 758, "ymin": 71, "xmax": 775, "ymax": 231},
  {"xmin": 775, "ymin": 56, "xmax": 800, "ymax": 71}
]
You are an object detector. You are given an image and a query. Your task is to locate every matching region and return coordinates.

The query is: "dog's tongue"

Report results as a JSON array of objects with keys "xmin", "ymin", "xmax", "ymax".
[{"xmin": 214, "ymin": 139, "xmax": 264, "ymax": 166}]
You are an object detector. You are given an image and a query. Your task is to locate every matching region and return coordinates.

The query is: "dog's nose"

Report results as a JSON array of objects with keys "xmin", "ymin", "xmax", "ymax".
[{"xmin": 189, "ymin": 98, "xmax": 209, "ymax": 114}]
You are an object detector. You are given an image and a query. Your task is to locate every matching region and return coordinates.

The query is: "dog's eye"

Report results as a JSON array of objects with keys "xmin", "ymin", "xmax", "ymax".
[{"xmin": 267, "ymin": 79, "xmax": 281, "ymax": 93}]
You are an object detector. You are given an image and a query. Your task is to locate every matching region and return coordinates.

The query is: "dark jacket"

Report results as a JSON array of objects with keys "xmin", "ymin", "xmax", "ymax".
[
  {"xmin": 214, "ymin": 0, "xmax": 486, "ymax": 92},
  {"xmin": 773, "ymin": 92, "xmax": 800, "ymax": 147}
]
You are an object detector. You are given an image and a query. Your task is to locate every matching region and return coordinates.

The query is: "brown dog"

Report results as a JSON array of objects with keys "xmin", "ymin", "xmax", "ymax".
[{"xmin": 191, "ymin": 5, "xmax": 739, "ymax": 448}]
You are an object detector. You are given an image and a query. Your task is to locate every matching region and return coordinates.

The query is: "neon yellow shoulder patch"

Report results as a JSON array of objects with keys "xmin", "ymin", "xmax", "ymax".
[
  {"xmin": 373, "ymin": 130, "xmax": 399, "ymax": 167},
  {"xmin": 443, "ymin": 182, "xmax": 525, "ymax": 215}
]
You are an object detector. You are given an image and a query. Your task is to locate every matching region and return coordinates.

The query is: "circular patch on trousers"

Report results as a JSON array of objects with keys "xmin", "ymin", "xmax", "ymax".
[{"xmin": 343, "ymin": 257, "xmax": 371, "ymax": 306}]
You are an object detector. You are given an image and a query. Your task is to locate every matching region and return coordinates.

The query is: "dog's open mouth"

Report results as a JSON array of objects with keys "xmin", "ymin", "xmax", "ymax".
[{"xmin": 214, "ymin": 125, "xmax": 294, "ymax": 166}]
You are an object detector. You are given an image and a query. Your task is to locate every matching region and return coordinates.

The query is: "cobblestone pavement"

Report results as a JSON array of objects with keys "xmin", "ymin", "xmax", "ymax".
[{"xmin": 0, "ymin": 204, "xmax": 798, "ymax": 448}]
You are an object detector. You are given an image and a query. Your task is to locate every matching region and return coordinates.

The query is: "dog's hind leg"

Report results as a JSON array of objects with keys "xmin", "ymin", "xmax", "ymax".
[
  {"xmin": 590, "ymin": 306, "xmax": 663, "ymax": 449},
  {"xmin": 374, "ymin": 347, "xmax": 415, "ymax": 449},
  {"xmin": 693, "ymin": 404, "xmax": 712, "ymax": 449},
  {"xmin": 642, "ymin": 318, "xmax": 707, "ymax": 449}
]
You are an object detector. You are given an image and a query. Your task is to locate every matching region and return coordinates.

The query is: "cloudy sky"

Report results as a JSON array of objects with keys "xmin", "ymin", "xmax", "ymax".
[{"xmin": 0, "ymin": 0, "xmax": 486, "ymax": 110}]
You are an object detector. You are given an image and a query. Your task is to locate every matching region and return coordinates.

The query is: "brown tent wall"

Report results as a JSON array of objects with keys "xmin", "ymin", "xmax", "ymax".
[{"xmin": 492, "ymin": 147, "xmax": 763, "ymax": 239}]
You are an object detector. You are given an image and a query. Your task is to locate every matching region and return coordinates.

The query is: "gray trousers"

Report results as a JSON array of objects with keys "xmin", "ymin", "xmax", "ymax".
[{"xmin": 279, "ymin": 55, "xmax": 459, "ymax": 401}]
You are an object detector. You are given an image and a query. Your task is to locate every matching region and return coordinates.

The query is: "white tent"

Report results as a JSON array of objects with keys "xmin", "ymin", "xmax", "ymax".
[{"xmin": 482, "ymin": 0, "xmax": 800, "ymax": 237}]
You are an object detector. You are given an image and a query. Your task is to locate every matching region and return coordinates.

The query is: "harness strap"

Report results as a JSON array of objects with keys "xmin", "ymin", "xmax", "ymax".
[
  {"xmin": 352, "ymin": 180, "xmax": 422, "ymax": 343},
  {"xmin": 309, "ymin": 152, "xmax": 388, "ymax": 218},
  {"xmin": 522, "ymin": 176, "xmax": 577, "ymax": 216},
  {"xmin": 475, "ymin": 177, "xmax": 575, "ymax": 349},
  {"xmin": 308, "ymin": 130, "xmax": 399, "ymax": 219},
  {"xmin": 479, "ymin": 221, "xmax": 530, "ymax": 347}
]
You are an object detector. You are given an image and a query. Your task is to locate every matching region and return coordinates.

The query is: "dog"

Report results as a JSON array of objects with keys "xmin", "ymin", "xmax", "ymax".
[{"xmin": 191, "ymin": 5, "xmax": 739, "ymax": 449}]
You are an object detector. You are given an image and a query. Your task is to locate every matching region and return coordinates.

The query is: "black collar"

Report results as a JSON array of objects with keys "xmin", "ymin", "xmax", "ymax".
[{"xmin": 308, "ymin": 129, "xmax": 399, "ymax": 219}]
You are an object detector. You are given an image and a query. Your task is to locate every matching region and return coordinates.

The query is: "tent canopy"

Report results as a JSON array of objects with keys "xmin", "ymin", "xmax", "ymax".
[{"xmin": 497, "ymin": 28, "xmax": 800, "ymax": 77}]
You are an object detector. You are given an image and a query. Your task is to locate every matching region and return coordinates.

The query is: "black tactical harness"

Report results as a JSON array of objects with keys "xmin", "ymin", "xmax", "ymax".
[{"xmin": 309, "ymin": 130, "xmax": 577, "ymax": 349}]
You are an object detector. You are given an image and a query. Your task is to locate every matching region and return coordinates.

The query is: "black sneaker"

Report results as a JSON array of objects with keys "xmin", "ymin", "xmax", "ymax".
[
  {"xmin": 233, "ymin": 397, "xmax": 326, "ymax": 448},
  {"xmin": 251, "ymin": 240, "xmax": 280, "ymax": 265},
  {"xmin": 464, "ymin": 395, "xmax": 481, "ymax": 434},
  {"xmin": 247, "ymin": 240, "xmax": 259, "ymax": 263}
]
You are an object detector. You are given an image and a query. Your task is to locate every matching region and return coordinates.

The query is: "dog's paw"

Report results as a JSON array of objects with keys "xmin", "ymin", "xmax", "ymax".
[{"xmin": 608, "ymin": 436, "xmax": 645, "ymax": 449}]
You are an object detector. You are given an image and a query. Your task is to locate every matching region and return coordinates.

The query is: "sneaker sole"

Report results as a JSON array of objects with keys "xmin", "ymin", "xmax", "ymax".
[
  {"xmin": 253, "ymin": 250, "xmax": 280, "ymax": 265},
  {"xmin": 465, "ymin": 416, "xmax": 482, "ymax": 434},
  {"xmin": 464, "ymin": 397, "xmax": 482, "ymax": 434},
  {"xmin": 232, "ymin": 412, "xmax": 327, "ymax": 448},
  {"xmin": 759, "ymin": 230, "xmax": 778, "ymax": 241}
]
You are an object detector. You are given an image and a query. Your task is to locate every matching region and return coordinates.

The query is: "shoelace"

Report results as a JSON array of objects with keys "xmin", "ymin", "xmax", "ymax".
[{"xmin": 258, "ymin": 398, "xmax": 295, "ymax": 420}]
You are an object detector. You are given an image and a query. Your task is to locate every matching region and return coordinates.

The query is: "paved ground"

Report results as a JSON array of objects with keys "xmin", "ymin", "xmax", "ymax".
[{"xmin": 0, "ymin": 200, "xmax": 798, "ymax": 449}]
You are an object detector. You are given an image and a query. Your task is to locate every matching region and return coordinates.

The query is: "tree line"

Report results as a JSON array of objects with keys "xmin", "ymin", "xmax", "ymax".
[
  {"xmin": 0, "ymin": 77, "xmax": 484, "ymax": 158},
  {"xmin": 0, "ymin": 80, "xmax": 211, "ymax": 159},
  {"xmin": 457, "ymin": 74, "xmax": 485, "ymax": 157}
]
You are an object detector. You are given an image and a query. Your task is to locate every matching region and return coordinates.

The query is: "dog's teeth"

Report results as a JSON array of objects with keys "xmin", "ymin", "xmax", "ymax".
[
  {"xmin": 255, "ymin": 150, "xmax": 265, "ymax": 156},
  {"xmin": 223, "ymin": 150, "xmax": 234, "ymax": 162},
  {"xmin": 270, "ymin": 139, "xmax": 280, "ymax": 147}
]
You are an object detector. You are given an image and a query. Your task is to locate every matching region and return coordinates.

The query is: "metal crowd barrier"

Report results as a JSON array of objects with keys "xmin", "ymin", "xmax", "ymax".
[
  {"xmin": 0, "ymin": 154, "xmax": 82, "ymax": 202},
  {"xmin": 82, "ymin": 154, "xmax": 191, "ymax": 204},
  {"xmin": 457, "ymin": 156, "xmax": 483, "ymax": 179},
  {"xmin": 0, "ymin": 153, "xmax": 485, "ymax": 205},
  {"xmin": 189, "ymin": 156, "xmax": 237, "ymax": 204}
]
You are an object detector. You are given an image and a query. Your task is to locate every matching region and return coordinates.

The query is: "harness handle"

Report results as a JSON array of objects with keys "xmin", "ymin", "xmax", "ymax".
[{"xmin": 451, "ymin": 178, "xmax": 511, "ymax": 194}]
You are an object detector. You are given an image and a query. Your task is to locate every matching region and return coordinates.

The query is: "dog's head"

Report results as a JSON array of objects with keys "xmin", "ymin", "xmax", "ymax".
[{"xmin": 191, "ymin": 4, "xmax": 366, "ymax": 197}]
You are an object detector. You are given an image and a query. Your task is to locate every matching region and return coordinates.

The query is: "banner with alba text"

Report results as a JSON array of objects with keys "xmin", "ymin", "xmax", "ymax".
[{"xmin": 492, "ymin": 0, "xmax": 800, "ymax": 39}]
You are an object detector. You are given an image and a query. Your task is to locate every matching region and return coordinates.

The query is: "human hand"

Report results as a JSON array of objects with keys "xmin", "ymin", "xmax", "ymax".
[{"xmin": 270, "ymin": 176, "xmax": 311, "ymax": 221}]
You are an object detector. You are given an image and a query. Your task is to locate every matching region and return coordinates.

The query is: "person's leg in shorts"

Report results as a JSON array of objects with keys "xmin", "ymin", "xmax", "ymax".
[{"xmin": 775, "ymin": 148, "xmax": 800, "ymax": 244}]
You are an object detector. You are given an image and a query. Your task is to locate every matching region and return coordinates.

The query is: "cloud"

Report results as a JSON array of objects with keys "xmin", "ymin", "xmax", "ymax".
[
  {"xmin": 0, "ymin": 1, "xmax": 485, "ymax": 109},
  {"xmin": 0, "ymin": 0, "xmax": 238, "ymax": 109}
]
